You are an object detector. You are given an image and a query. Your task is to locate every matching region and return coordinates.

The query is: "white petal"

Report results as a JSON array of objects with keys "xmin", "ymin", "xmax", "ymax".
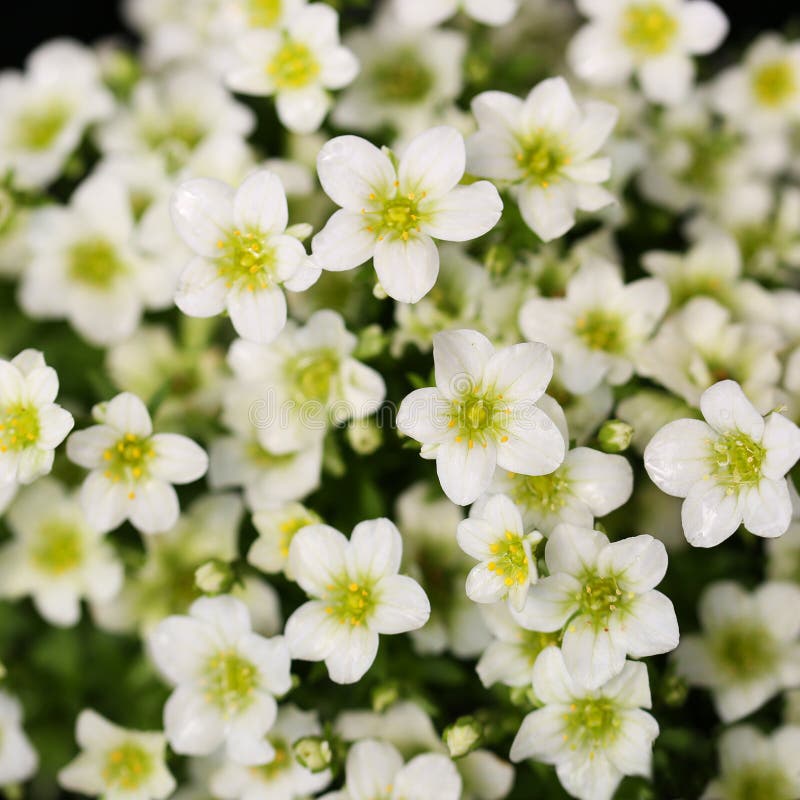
[
  {"xmin": 288, "ymin": 524, "xmax": 348, "ymax": 596},
  {"xmin": 312, "ymin": 209, "xmax": 376, "ymax": 272},
  {"xmin": 345, "ymin": 741, "xmax": 403, "ymax": 800},
  {"xmin": 568, "ymin": 448, "xmax": 633, "ymax": 516},
  {"xmin": 464, "ymin": 0, "xmax": 518, "ymax": 25},
  {"xmin": 104, "ymin": 392, "xmax": 153, "ymax": 436},
  {"xmin": 483, "ymin": 342, "xmax": 553, "ymax": 403},
  {"xmin": 569, "ymin": 101, "xmax": 619, "ymax": 161},
  {"xmin": 324, "ymin": 624, "xmax": 380, "ymax": 684},
  {"xmin": 545, "ymin": 523, "xmax": 607, "ymax": 574},
  {"xmin": 285, "ymin": 601, "xmax": 339, "ymax": 661},
  {"xmin": 346, "ymin": 517, "xmax": 403, "ymax": 579},
  {"xmin": 129, "ymin": 479, "xmax": 180, "ymax": 534},
  {"xmin": 510, "ymin": 706, "xmax": 568, "ymax": 764},
  {"xmin": 495, "ymin": 406, "xmax": 566, "ymax": 476},
  {"xmin": 149, "ymin": 433, "xmax": 208, "ymax": 484},
  {"xmin": 79, "ymin": 471, "xmax": 128, "ymax": 533},
  {"xmin": 234, "ymin": 170, "xmax": 288, "ymax": 234},
  {"xmin": 317, "ymin": 136, "xmax": 396, "ymax": 211},
  {"xmin": 643, "ymin": 419, "xmax": 713, "ymax": 497},
  {"xmin": 397, "ymin": 388, "xmax": 451, "ymax": 444},
  {"xmin": 639, "ymin": 54, "xmax": 694, "ymax": 106},
  {"xmin": 37, "ymin": 406, "xmax": 75, "ymax": 449},
  {"xmin": 761, "ymin": 412, "xmax": 800, "ymax": 480},
  {"xmin": 164, "ymin": 686, "xmax": 225, "ymax": 756},
  {"xmin": 175, "ymin": 256, "xmax": 228, "ymax": 318},
  {"xmin": 67, "ymin": 426, "xmax": 117, "ymax": 469},
  {"xmin": 620, "ymin": 590, "xmax": 680, "ymax": 658},
  {"xmin": 373, "ymin": 235, "xmax": 439, "ymax": 304},
  {"xmin": 680, "ymin": 1, "xmax": 729, "ymax": 54},
  {"xmin": 604, "ymin": 709, "xmax": 658, "ymax": 776},
  {"xmin": 276, "ymin": 86, "xmax": 330, "ymax": 135},
  {"xmin": 149, "ymin": 617, "xmax": 216, "ymax": 685},
  {"xmin": 701, "ymin": 383, "xmax": 765, "ymax": 438},
  {"xmin": 371, "ymin": 574, "xmax": 430, "ymax": 634},
  {"xmin": 433, "ymin": 329, "xmax": 494, "ymax": 399},
  {"xmin": 561, "ymin": 621, "xmax": 625, "ymax": 689},
  {"xmin": 568, "ymin": 24, "xmax": 633, "ymax": 85},
  {"xmin": 514, "ymin": 573, "xmax": 581, "ymax": 632},
  {"xmin": 320, "ymin": 46, "xmax": 359, "ymax": 90},
  {"xmin": 422, "ymin": 182, "xmax": 502, "ymax": 242},
  {"xmin": 171, "ymin": 178, "xmax": 235, "ymax": 258},
  {"xmin": 394, "ymin": 754, "xmax": 462, "ymax": 800},
  {"xmin": 531, "ymin": 645, "xmax": 575, "ymax": 704},
  {"xmin": 227, "ymin": 286, "xmax": 287, "ymax": 344},
  {"xmin": 399, "ymin": 126, "xmax": 465, "ymax": 198},
  {"xmin": 681, "ymin": 481, "xmax": 742, "ymax": 548},
  {"xmin": 741, "ymin": 479, "xmax": 792, "ymax": 538},
  {"xmin": 521, "ymin": 77, "xmax": 580, "ymax": 132},
  {"xmin": 465, "ymin": 564, "xmax": 508, "ymax": 605},
  {"xmin": 516, "ymin": 183, "xmax": 576, "ymax": 242},
  {"xmin": 597, "ymin": 535, "xmax": 668, "ymax": 593},
  {"xmin": 436, "ymin": 439, "xmax": 497, "ymax": 506}
]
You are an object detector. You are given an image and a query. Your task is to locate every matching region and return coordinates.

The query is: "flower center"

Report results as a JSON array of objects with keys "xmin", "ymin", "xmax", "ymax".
[
  {"xmin": 575, "ymin": 309, "xmax": 625, "ymax": 352},
  {"xmin": 251, "ymin": 738, "xmax": 291, "ymax": 780},
  {"xmin": 711, "ymin": 622, "xmax": 778, "ymax": 680},
  {"xmin": 620, "ymin": 3, "xmax": 678, "ymax": 56},
  {"xmin": 487, "ymin": 531, "xmax": 534, "ymax": 588},
  {"xmin": 448, "ymin": 388, "xmax": 509, "ymax": 449},
  {"xmin": 752, "ymin": 60, "xmax": 796, "ymax": 107},
  {"xmin": 325, "ymin": 580, "xmax": 376, "ymax": 627},
  {"xmin": 564, "ymin": 698, "xmax": 621, "ymax": 752},
  {"xmin": 509, "ymin": 469, "xmax": 570, "ymax": 515},
  {"xmin": 372, "ymin": 52, "xmax": 434, "ymax": 103},
  {"xmin": 216, "ymin": 228, "xmax": 276, "ymax": 292},
  {"xmin": 68, "ymin": 238, "xmax": 127, "ymax": 289},
  {"xmin": 103, "ymin": 433, "xmax": 155, "ymax": 493},
  {"xmin": 204, "ymin": 650, "xmax": 259, "ymax": 714},
  {"xmin": 289, "ymin": 351, "xmax": 340, "ymax": 403},
  {"xmin": 709, "ymin": 432, "xmax": 766, "ymax": 489},
  {"xmin": 267, "ymin": 39, "xmax": 320, "ymax": 90},
  {"xmin": 277, "ymin": 513, "xmax": 318, "ymax": 557},
  {"xmin": 576, "ymin": 573, "xmax": 633, "ymax": 628},
  {"xmin": 31, "ymin": 522, "xmax": 84, "ymax": 575},
  {"xmin": 0, "ymin": 403, "xmax": 40, "ymax": 452},
  {"xmin": 102, "ymin": 742, "xmax": 153, "ymax": 790},
  {"xmin": 16, "ymin": 103, "xmax": 70, "ymax": 150},
  {"xmin": 249, "ymin": 0, "xmax": 282, "ymax": 27},
  {"xmin": 515, "ymin": 132, "xmax": 570, "ymax": 188},
  {"xmin": 362, "ymin": 187, "xmax": 428, "ymax": 242},
  {"xmin": 728, "ymin": 765, "xmax": 794, "ymax": 800}
]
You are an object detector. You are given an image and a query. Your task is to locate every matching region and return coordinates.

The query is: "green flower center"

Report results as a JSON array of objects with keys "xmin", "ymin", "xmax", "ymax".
[
  {"xmin": 216, "ymin": 228, "xmax": 276, "ymax": 292},
  {"xmin": 508, "ymin": 469, "xmax": 570, "ymax": 515},
  {"xmin": 103, "ymin": 433, "xmax": 155, "ymax": 493},
  {"xmin": 276, "ymin": 513, "xmax": 319, "ymax": 558},
  {"xmin": 204, "ymin": 650, "xmax": 259, "ymax": 714},
  {"xmin": 16, "ymin": 103, "xmax": 70, "ymax": 150},
  {"xmin": 520, "ymin": 630, "xmax": 562, "ymax": 665},
  {"xmin": 0, "ymin": 403, "xmax": 40, "ymax": 452},
  {"xmin": 31, "ymin": 522, "xmax": 84, "ymax": 575},
  {"xmin": 515, "ymin": 132, "xmax": 570, "ymax": 187},
  {"xmin": 752, "ymin": 60, "xmax": 796, "ymax": 108},
  {"xmin": 288, "ymin": 351, "xmax": 340, "ymax": 403},
  {"xmin": 362, "ymin": 186, "xmax": 430, "ymax": 242},
  {"xmin": 249, "ymin": 0, "xmax": 282, "ymax": 27},
  {"xmin": 709, "ymin": 432, "xmax": 766, "ymax": 488},
  {"xmin": 448, "ymin": 388, "xmax": 509, "ymax": 449},
  {"xmin": 252, "ymin": 738, "xmax": 291, "ymax": 780},
  {"xmin": 487, "ymin": 531, "xmax": 534, "ymax": 589},
  {"xmin": 68, "ymin": 238, "xmax": 127, "ymax": 289},
  {"xmin": 575, "ymin": 573, "xmax": 633, "ymax": 629},
  {"xmin": 727, "ymin": 765, "xmax": 793, "ymax": 800},
  {"xmin": 246, "ymin": 442, "xmax": 298, "ymax": 469},
  {"xmin": 711, "ymin": 622, "xmax": 778, "ymax": 680},
  {"xmin": 268, "ymin": 40, "xmax": 320, "ymax": 90},
  {"xmin": 325, "ymin": 580, "xmax": 376, "ymax": 627},
  {"xmin": 575, "ymin": 310, "xmax": 625, "ymax": 352},
  {"xmin": 621, "ymin": 3, "xmax": 678, "ymax": 56},
  {"xmin": 372, "ymin": 52, "xmax": 434, "ymax": 103},
  {"xmin": 563, "ymin": 697, "xmax": 621, "ymax": 753},
  {"xmin": 102, "ymin": 742, "xmax": 153, "ymax": 790}
]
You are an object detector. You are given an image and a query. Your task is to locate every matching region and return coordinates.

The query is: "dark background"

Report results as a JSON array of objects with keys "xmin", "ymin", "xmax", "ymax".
[{"xmin": 1, "ymin": 0, "xmax": 798, "ymax": 68}]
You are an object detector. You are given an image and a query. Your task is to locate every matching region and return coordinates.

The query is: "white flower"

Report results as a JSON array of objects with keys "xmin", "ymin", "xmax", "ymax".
[
  {"xmin": 312, "ymin": 126, "xmax": 502, "ymax": 303},
  {"xmin": 320, "ymin": 739, "xmax": 461, "ymax": 800},
  {"xmin": 0, "ymin": 479, "xmax": 123, "ymax": 627},
  {"xmin": 674, "ymin": 581, "xmax": 800, "ymax": 722},
  {"xmin": 466, "ymin": 78, "xmax": 617, "ymax": 242},
  {"xmin": 97, "ymin": 67, "xmax": 255, "ymax": 171},
  {"xmin": 516, "ymin": 523, "xmax": 679, "ymax": 688},
  {"xmin": 209, "ymin": 704, "xmax": 332, "ymax": 800},
  {"xmin": 568, "ymin": 0, "xmax": 728, "ymax": 105},
  {"xmin": 397, "ymin": 329, "xmax": 565, "ymax": 506},
  {"xmin": 149, "ymin": 595, "xmax": 291, "ymax": 764},
  {"xmin": 391, "ymin": 0, "xmax": 519, "ymax": 28},
  {"xmin": 457, "ymin": 494, "xmax": 542, "ymax": 610},
  {"xmin": 224, "ymin": 310, "xmax": 386, "ymax": 455},
  {"xmin": 20, "ymin": 172, "xmax": 175, "ymax": 346},
  {"xmin": 227, "ymin": 4, "xmax": 359, "ymax": 134},
  {"xmin": 58, "ymin": 710, "xmax": 175, "ymax": 800},
  {"xmin": 0, "ymin": 349, "xmax": 73, "ymax": 485},
  {"xmin": 485, "ymin": 395, "xmax": 633, "ymax": 534},
  {"xmin": 0, "ymin": 691, "xmax": 38, "ymax": 786},
  {"xmin": 67, "ymin": 392, "xmax": 208, "ymax": 535},
  {"xmin": 520, "ymin": 259, "xmax": 669, "ymax": 394},
  {"xmin": 701, "ymin": 724, "xmax": 800, "ymax": 800},
  {"xmin": 0, "ymin": 39, "xmax": 113, "ymax": 190},
  {"xmin": 712, "ymin": 34, "xmax": 800, "ymax": 132},
  {"xmin": 644, "ymin": 380, "xmax": 800, "ymax": 547},
  {"xmin": 248, "ymin": 502, "xmax": 321, "ymax": 577},
  {"xmin": 475, "ymin": 601, "xmax": 560, "ymax": 689},
  {"xmin": 510, "ymin": 647, "xmax": 658, "ymax": 800},
  {"xmin": 333, "ymin": 16, "xmax": 466, "ymax": 140},
  {"xmin": 285, "ymin": 518, "xmax": 430, "ymax": 684},
  {"xmin": 170, "ymin": 169, "xmax": 319, "ymax": 343}
]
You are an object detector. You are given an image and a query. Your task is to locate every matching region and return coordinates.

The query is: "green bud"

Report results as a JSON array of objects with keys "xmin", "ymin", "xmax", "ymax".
[
  {"xmin": 661, "ymin": 671, "xmax": 689, "ymax": 708},
  {"xmin": 194, "ymin": 559, "xmax": 237, "ymax": 595},
  {"xmin": 371, "ymin": 684, "xmax": 399, "ymax": 713},
  {"xmin": 347, "ymin": 417, "xmax": 383, "ymax": 455},
  {"xmin": 293, "ymin": 736, "xmax": 333, "ymax": 773},
  {"xmin": 484, "ymin": 244, "xmax": 514, "ymax": 278},
  {"xmin": 443, "ymin": 716, "xmax": 482, "ymax": 759},
  {"xmin": 597, "ymin": 419, "xmax": 634, "ymax": 453},
  {"xmin": 354, "ymin": 324, "xmax": 386, "ymax": 360}
]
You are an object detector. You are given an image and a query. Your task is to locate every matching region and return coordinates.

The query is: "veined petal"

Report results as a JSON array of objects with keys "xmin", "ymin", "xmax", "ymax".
[
  {"xmin": 619, "ymin": 590, "xmax": 680, "ymax": 659},
  {"xmin": 545, "ymin": 523, "xmax": 608, "ymax": 574},
  {"xmin": 643, "ymin": 419, "xmax": 713, "ymax": 497},
  {"xmin": 516, "ymin": 183, "xmax": 577, "ymax": 242},
  {"xmin": 226, "ymin": 286, "xmax": 288, "ymax": 344},
  {"xmin": 700, "ymin": 380, "xmax": 764, "ymax": 439},
  {"xmin": 513, "ymin": 573, "xmax": 581, "ymax": 632},
  {"xmin": 465, "ymin": 564, "xmax": 508, "ymax": 605},
  {"xmin": 345, "ymin": 740, "xmax": 403, "ymax": 800},
  {"xmin": 312, "ymin": 209, "xmax": 376, "ymax": 271},
  {"xmin": 510, "ymin": 706, "xmax": 568, "ymax": 764},
  {"xmin": 233, "ymin": 170, "xmax": 288, "ymax": 234},
  {"xmin": 324, "ymin": 624, "xmax": 379, "ymax": 684},
  {"xmin": 761, "ymin": 412, "xmax": 800, "ymax": 480},
  {"xmin": 373, "ymin": 234, "xmax": 439, "ymax": 304},
  {"xmin": 67, "ymin": 426, "xmax": 117, "ymax": 469},
  {"xmin": 104, "ymin": 392, "xmax": 152, "ymax": 436},
  {"xmin": 496, "ymin": 406, "xmax": 566, "ymax": 475},
  {"xmin": 129, "ymin": 479, "xmax": 180, "ymax": 534},
  {"xmin": 149, "ymin": 433, "xmax": 208, "ymax": 484},
  {"xmin": 276, "ymin": 86, "xmax": 330, "ymax": 135},
  {"xmin": 398, "ymin": 126, "xmax": 465, "ymax": 198},
  {"xmin": 288, "ymin": 524, "xmax": 348, "ymax": 596},
  {"xmin": 436, "ymin": 438, "xmax": 497, "ymax": 506},
  {"xmin": 164, "ymin": 686, "xmax": 225, "ymax": 756},
  {"xmin": 371, "ymin": 574, "xmax": 430, "ymax": 634},
  {"xmin": 521, "ymin": 77, "xmax": 580, "ymax": 132},
  {"xmin": 681, "ymin": 480, "xmax": 742, "ymax": 548},
  {"xmin": 171, "ymin": 178, "xmax": 235, "ymax": 258},
  {"xmin": 79, "ymin": 471, "xmax": 128, "ymax": 533},
  {"xmin": 346, "ymin": 517, "xmax": 403, "ymax": 580},
  {"xmin": 561, "ymin": 621, "xmax": 625, "ymax": 689},
  {"xmin": 422, "ymin": 182, "xmax": 502, "ymax": 242},
  {"xmin": 567, "ymin": 448, "xmax": 633, "ymax": 517},
  {"xmin": 175, "ymin": 256, "xmax": 228, "ymax": 318},
  {"xmin": 597, "ymin": 535, "xmax": 668, "ymax": 593},
  {"xmin": 396, "ymin": 387, "xmax": 451, "ymax": 444},
  {"xmin": 433, "ymin": 329, "xmax": 494, "ymax": 399},
  {"xmin": 604, "ymin": 709, "xmax": 658, "ymax": 776},
  {"xmin": 531, "ymin": 645, "xmax": 576, "ymax": 704},
  {"xmin": 483, "ymin": 342, "xmax": 553, "ymax": 403},
  {"xmin": 285, "ymin": 601, "xmax": 339, "ymax": 661},
  {"xmin": 394, "ymin": 754, "xmax": 462, "ymax": 800},
  {"xmin": 741, "ymin": 479, "xmax": 792, "ymax": 538}
]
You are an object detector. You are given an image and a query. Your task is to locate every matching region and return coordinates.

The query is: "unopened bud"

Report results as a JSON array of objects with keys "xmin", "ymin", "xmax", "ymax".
[
  {"xmin": 443, "ymin": 716, "xmax": 482, "ymax": 759},
  {"xmin": 293, "ymin": 736, "xmax": 333, "ymax": 773},
  {"xmin": 597, "ymin": 420, "xmax": 633, "ymax": 453},
  {"xmin": 371, "ymin": 684, "xmax": 399, "ymax": 713},
  {"xmin": 354, "ymin": 324, "xmax": 386, "ymax": 360},
  {"xmin": 347, "ymin": 417, "xmax": 383, "ymax": 455},
  {"xmin": 661, "ymin": 672, "xmax": 689, "ymax": 708},
  {"xmin": 194, "ymin": 560, "xmax": 236, "ymax": 595}
]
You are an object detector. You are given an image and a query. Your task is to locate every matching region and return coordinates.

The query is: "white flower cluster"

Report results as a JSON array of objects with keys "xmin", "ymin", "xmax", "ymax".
[{"xmin": 2, "ymin": 2, "xmax": 800, "ymax": 800}]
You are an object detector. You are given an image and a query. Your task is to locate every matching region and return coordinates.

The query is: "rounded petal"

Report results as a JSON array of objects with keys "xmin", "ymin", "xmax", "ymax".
[
  {"xmin": 276, "ymin": 86, "xmax": 330, "ymax": 135},
  {"xmin": 620, "ymin": 590, "xmax": 680, "ymax": 659},
  {"xmin": 561, "ymin": 621, "xmax": 626, "ymax": 689},
  {"xmin": 399, "ymin": 126, "xmax": 465, "ymax": 197},
  {"xmin": 644, "ymin": 419, "xmax": 713, "ymax": 497},
  {"xmin": 129, "ymin": 479, "xmax": 180, "ymax": 534},
  {"xmin": 373, "ymin": 235, "xmax": 439, "ymax": 304},
  {"xmin": 164, "ymin": 686, "xmax": 225, "ymax": 756},
  {"xmin": 761, "ymin": 412, "xmax": 800, "ymax": 480},
  {"xmin": 422, "ymin": 182, "xmax": 502, "ymax": 242},
  {"xmin": 171, "ymin": 178, "xmax": 235, "ymax": 258},
  {"xmin": 312, "ymin": 209, "xmax": 376, "ymax": 272},
  {"xmin": 567, "ymin": 448, "xmax": 633, "ymax": 516},
  {"xmin": 285, "ymin": 601, "xmax": 339, "ymax": 661},
  {"xmin": 175, "ymin": 256, "xmax": 229, "ymax": 318},
  {"xmin": 370, "ymin": 574, "xmax": 430, "ymax": 634},
  {"xmin": 495, "ymin": 406, "xmax": 566, "ymax": 476},
  {"xmin": 288, "ymin": 524, "xmax": 348, "ymax": 596},
  {"xmin": 324, "ymin": 624, "xmax": 379, "ymax": 684},
  {"xmin": 700, "ymin": 380, "xmax": 764, "ymax": 439},
  {"xmin": 436, "ymin": 439, "xmax": 497, "ymax": 506},
  {"xmin": 545, "ymin": 523, "xmax": 608, "ymax": 575},
  {"xmin": 234, "ymin": 170, "xmax": 288, "ymax": 234},
  {"xmin": 681, "ymin": 481, "xmax": 742, "ymax": 548},
  {"xmin": 149, "ymin": 433, "xmax": 208, "ymax": 484},
  {"xmin": 597, "ymin": 535, "xmax": 668, "ymax": 593},
  {"xmin": 483, "ymin": 342, "xmax": 553, "ymax": 403},
  {"xmin": 79, "ymin": 471, "xmax": 129, "ymax": 533},
  {"xmin": 226, "ymin": 286, "xmax": 287, "ymax": 344},
  {"xmin": 514, "ymin": 573, "xmax": 581, "ymax": 632},
  {"xmin": 741, "ymin": 479, "xmax": 792, "ymax": 538},
  {"xmin": 433, "ymin": 329, "xmax": 494, "ymax": 399},
  {"xmin": 680, "ymin": 1, "xmax": 729, "ymax": 53}
]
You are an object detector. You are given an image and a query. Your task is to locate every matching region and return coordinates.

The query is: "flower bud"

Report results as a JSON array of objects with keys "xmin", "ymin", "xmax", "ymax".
[
  {"xmin": 347, "ymin": 417, "xmax": 383, "ymax": 455},
  {"xmin": 293, "ymin": 736, "xmax": 333, "ymax": 773},
  {"xmin": 597, "ymin": 419, "xmax": 634, "ymax": 453},
  {"xmin": 443, "ymin": 716, "xmax": 482, "ymax": 759},
  {"xmin": 194, "ymin": 559, "xmax": 236, "ymax": 595}
]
